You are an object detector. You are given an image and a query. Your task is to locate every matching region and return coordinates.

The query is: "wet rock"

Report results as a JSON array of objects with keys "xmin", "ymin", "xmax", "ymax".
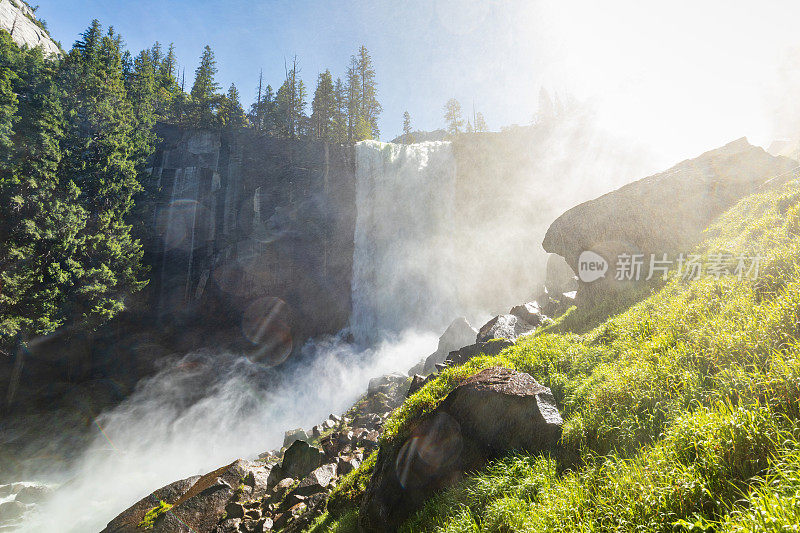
[
  {"xmin": 102, "ymin": 460, "xmax": 269, "ymax": 533},
  {"xmin": 214, "ymin": 517, "xmax": 241, "ymax": 533},
  {"xmin": 272, "ymin": 502, "xmax": 306, "ymax": 530},
  {"xmin": 15, "ymin": 485, "xmax": 53, "ymax": 503},
  {"xmin": 337, "ymin": 456, "xmax": 360, "ymax": 476},
  {"xmin": 268, "ymin": 441, "xmax": 324, "ymax": 488},
  {"xmin": 293, "ymin": 463, "xmax": 337, "ymax": 497},
  {"xmin": 477, "ymin": 314, "xmax": 536, "ymax": 343},
  {"xmin": 446, "ymin": 339, "xmax": 514, "ymax": 367},
  {"xmin": 224, "ymin": 501, "xmax": 245, "ymax": 519},
  {"xmin": 283, "ymin": 429, "xmax": 308, "ymax": 448},
  {"xmin": 0, "ymin": 500, "xmax": 25, "ymax": 521},
  {"xmin": 368, "ymin": 373, "xmax": 406, "ymax": 394},
  {"xmin": 422, "ymin": 317, "xmax": 478, "ymax": 374},
  {"xmin": 406, "ymin": 374, "xmax": 432, "ymax": 397},
  {"xmin": 359, "ymin": 367, "xmax": 562, "ymax": 533},
  {"xmin": 101, "ymin": 475, "xmax": 200, "ymax": 533},
  {"xmin": 545, "ymin": 253, "xmax": 578, "ymax": 295},
  {"xmin": 509, "ymin": 301, "xmax": 544, "ymax": 327},
  {"xmin": 268, "ymin": 478, "xmax": 296, "ymax": 503}
]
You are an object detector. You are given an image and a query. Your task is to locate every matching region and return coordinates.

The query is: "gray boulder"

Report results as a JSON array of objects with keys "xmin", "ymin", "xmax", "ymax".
[
  {"xmin": 359, "ymin": 367, "xmax": 562, "ymax": 533},
  {"xmin": 446, "ymin": 339, "xmax": 514, "ymax": 367},
  {"xmin": 292, "ymin": 463, "xmax": 338, "ymax": 497},
  {"xmin": 543, "ymin": 138, "xmax": 797, "ymax": 304},
  {"xmin": 269, "ymin": 440, "xmax": 324, "ymax": 486},
  {"xmin": 509, "ymin": 302, "xmax": 544, "ymax": 327},
  {"xmin": 368, "ymin": 373, "xmax": 406, "ymax": 394},
  {"xmin": 101, "ymin": 459, "xmax": 273, "ymax": 533},
  {"xmin": 422, "ymin": 317, "xmax": 478, "ymax": 374},
  {"xmin": 0, "ymin": 500, "xmax": 25, "ymax": 521},
  {"xmin": 283, "ymin": 428, "xmax": 308, "ymax": 448},
  {"xmin": 476, "ymin": 314, "xmax": 536, "ymax": 343}
]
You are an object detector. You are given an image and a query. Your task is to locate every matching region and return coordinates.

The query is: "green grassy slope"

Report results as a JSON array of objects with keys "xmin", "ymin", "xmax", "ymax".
[{"xmin": 311, "ymin": 177, "xmax": 800, "ymax": 532}]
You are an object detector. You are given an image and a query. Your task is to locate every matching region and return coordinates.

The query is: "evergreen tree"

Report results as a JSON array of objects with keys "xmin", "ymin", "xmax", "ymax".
[
  {"xmin": 356, "ymin": 45, "xmax": 381, "ymax": 139},
  {"xmin": 56, "ymin": 22, "xmax": 150, "ymax": 331},
  {"xmin": 128, "ymin": 49, "xmax": 158, "ymax": 131},
  {"xmin": 475, "ymin": 111, "xmax": 488, "ymax": 133},
  {"xmin": 220, "ymin": 83, "xmax": 247, "ymax": 129},
  {"xmin": 345, "ymin": 55, "xmax": 370, "ymax": 142},
  {"xmin": 276, "ymin": 56, "xmax": 306, "ymax": 139},
  {"xmin": 0, "ymin": 32, "xmax": 75, "ymax": 348},
  {"xmin": 249, "ymin": 70, "xmax": 265, "ymax": 130},
  {"xmin": 189, "ymin": 45, "xmax": 221, "ymax": 128},
  {"xmin": 311, "ymin": 69, "xmax": 335, "ymax": 141},
  {"xmin": 156, "ymin": 43, "xmax": 181, "ymax": 122},
  {"xmin": 402, "ymin": 110, "xmax": 413, "ymax": 144},
  {"xmin": 331, "ymin": 77, "xmax": 347, "ymax": 143},
  {"xmin": 1, "ymin": 23, "xmax": 150, "ymax": 350},
  {"xmin": 444, "ymin": 98, "xmax": 464, "ymax": 136}
]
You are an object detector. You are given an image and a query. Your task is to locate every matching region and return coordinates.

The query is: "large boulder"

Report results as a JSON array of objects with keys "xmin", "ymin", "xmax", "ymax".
[
  {"xmin": 508, "ymin": 301, "xmax": 544, "ymax": 327},
  {"xmin": 360, "ymin": 367, "xmax": 562, "ymax": 533},
  {"xmin": 476, "ymin": 314, "xmax": 536, "ymax": 343},
  {"xmin": 422, "ymin": 318, "xmax": 478, "ymax": 374},
  {"xmin": 545, "ymin": 253, "xmax": 578, "ymax": 295},
  {"xmin": 446, "ymin": 338, "xmax": 514, "ymax": 367},
  {"xmin": 283, "ymin": 428, "xmax": 309, "ymax": 448},
  {"xmin": 101, "ymin": 459, "xmax": 270, "ymax": 533},
  {"xmin": 543, "ymin": 138, "xmax": 796, "ymax": 304},
  {"xmin": 268, "ymin": 440, "xmax": 325, "ymax": 487}
]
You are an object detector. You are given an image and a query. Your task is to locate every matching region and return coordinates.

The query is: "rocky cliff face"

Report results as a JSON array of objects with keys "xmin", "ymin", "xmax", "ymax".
[
  {"xmin": 0, "ymin": 0, "xmax": 60, "ymax": 56},
  {"xmin": 146, "ymin": 125, "xmax": 356, "ymax": 361}
]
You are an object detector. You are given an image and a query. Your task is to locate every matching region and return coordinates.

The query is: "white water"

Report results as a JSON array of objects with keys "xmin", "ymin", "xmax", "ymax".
[
  {"xmin": 18, "ymin": 331, "xmax": 436, "ymax": 532},
  {"xmin": 351, "ymin": 140, "xmax": 459, "ymax": 343}
]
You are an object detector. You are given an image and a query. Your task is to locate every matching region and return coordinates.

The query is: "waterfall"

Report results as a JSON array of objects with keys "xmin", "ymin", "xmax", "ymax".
[{"xmin": 351, "ymin": 140, "xmax": 459, "ymax": 343}]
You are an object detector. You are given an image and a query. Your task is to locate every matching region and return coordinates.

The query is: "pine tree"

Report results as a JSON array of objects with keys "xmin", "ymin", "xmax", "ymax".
[
  {"xmin": 356, "ymin": 45, "xmax": 381, "ymax": 139},
  {"xmin": 189, "ymin": 45, "xmax": 221, "ymax": 128},
  {"xmin": 1, "ymin": 23, "xmax": 150, "ymax": 351},
  {"xmin": 475, "ymin": 111, "xmax": 488, "ymax": 133},
  {"xmin": 128, "ymin": 49, "xmax": 158, "ymax": 131},
  {"xmin": 249, "ymin": 70, "xmax": 265, "ymax": 130},
  {"xmin": 156, "ymin": 43, "xmax": 181, "ymax": 122},
  {"xmin": 0, "ymin": 32, "xmax": 74, "ymax": 347},
  {"xmin": 444, "ymin": 98, "xmax": 464, "ymax": 136},
  {"xmin": 345, "ymin": 54, "xmax": 372, "ymax": 142},
  {"xmin": 56, "ymin": 23, "xmax": 150, "ymax": 330},
  {"xmin": 311, "ymin": 69, "xmax": 335, "ymax": 141},
  {"xmin": 220, "ymin": 83, "xmax": 247, "ymax": 129},
  {"xmin": 276, "ymin": 56, "xmax": 306, "ymax": 138},
  {"xmin": 332, "ymin": 77, "xmax": 347, "ymax": 143},
  {"xmin": 402, "ymin": 110, "xmax": 413, "ymax": 144}
]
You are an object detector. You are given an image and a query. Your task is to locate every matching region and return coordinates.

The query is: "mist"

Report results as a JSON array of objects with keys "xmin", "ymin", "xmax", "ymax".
[
  {"xmin": 19, "ymin": 331, "xmax": 436, "ymax": 532},
  {"xmin": 7, "ymin": 1, "xmax": 800, "ymax": 531}
]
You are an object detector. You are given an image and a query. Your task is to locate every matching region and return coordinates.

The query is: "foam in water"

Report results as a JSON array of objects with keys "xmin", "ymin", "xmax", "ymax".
[{"xmin": 351, "ymin": 140, "xmax": 458, "ymax": 343}]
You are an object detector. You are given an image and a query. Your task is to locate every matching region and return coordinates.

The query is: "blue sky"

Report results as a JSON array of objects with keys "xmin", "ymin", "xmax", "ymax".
[
  {"xmin": 33, "ymin": 0, "xmax": 800, "ymax": 160},
  {"xmin": 35, "ymin": 0, "xmax": 546, "ymax": 141}
]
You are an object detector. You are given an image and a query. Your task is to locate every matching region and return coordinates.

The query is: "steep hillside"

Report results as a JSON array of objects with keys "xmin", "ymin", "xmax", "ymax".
[
  {"xmin": 0, "ymin": 0, "xmax": 59, "ymax": 56},
  {"xmin": 310, "ymin": 176, "xmax": 800, "ymax": 530}
]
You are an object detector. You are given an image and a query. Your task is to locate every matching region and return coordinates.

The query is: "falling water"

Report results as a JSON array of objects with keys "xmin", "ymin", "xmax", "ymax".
[{"xmin": 351, "ymin": 140, "xmax": 459, "ymax": 343}]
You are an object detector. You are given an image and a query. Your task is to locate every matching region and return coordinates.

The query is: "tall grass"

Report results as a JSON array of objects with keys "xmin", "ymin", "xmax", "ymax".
[{"xmin": 308, "ymin": 180, "xmax": 800, "ymax": 532}]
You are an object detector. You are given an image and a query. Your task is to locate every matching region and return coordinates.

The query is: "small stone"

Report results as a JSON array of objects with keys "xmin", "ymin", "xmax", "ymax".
[{"xmin": 224, "ymin": 501, "xmax": 245, "ymax": 519}]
